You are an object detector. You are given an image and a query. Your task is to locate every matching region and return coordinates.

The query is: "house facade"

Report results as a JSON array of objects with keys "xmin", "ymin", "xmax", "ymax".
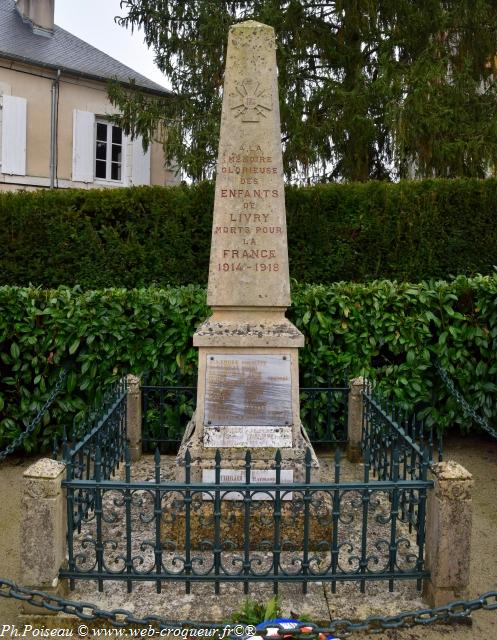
[{"xmin": 0, "ymin": 0, "xmax": 179, "ymax": 191}]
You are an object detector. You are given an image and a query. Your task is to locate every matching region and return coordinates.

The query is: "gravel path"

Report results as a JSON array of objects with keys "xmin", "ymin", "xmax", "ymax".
[{"xmin": 0, "ymin": 434, "xmax": 496, "ymax": 639}]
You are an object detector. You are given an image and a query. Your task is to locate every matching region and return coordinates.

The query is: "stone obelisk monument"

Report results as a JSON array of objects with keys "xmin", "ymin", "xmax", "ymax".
[{"xmin": 178, "ymin": 20, "xmax": 318, "ymax": 482}]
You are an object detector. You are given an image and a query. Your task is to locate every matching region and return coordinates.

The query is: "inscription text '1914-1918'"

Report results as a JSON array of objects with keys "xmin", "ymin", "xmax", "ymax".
[{"xmin": 214, "ymin": 143, "xmax": 283, "ymax": 275}]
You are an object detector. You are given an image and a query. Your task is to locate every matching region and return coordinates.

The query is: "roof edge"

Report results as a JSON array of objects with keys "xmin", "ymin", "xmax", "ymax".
[{"xmin": 0, "ymin": 50, "xmax": 173, "ymax": 98}]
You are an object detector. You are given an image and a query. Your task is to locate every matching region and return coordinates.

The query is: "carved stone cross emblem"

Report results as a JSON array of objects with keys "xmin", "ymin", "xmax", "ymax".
[{"xmin": 230, "ymin": 79, "xmax": 273, "ymax": 122}]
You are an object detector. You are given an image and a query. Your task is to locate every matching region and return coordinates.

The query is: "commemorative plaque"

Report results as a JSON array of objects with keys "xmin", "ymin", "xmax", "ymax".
[{"xmin": 204, "ymin": 354, "xmax": 292, "ymax": 426}]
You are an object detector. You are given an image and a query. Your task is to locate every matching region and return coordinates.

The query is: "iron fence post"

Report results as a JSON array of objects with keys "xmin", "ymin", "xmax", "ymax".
[
  {"xmin": 154, "ymin": 448, "xmax": 163, "ymax": 594},
  {"xmin": 423, "ymin": 460, "xmax": 474, "ymax": 606},
  {"xmin": 346, "ymin": 376, "xmax": 365, "ymax": 462},
  {"xmin": 184, "ymin": 450, "xmax": 192, "ymax": 594},
  {"xmin": 273, "ymin": 449, "xmax": 282, "ymax": 595},
  {"xmin": 243, "ymin": 450, "xmax": 251, "ymax": 595},
  {"xmin": 94, "ymin": 446, "xmax": 104, "ymax": 592},
  {"xmin": 415, "ymin": 449, "xmax": 429, "ymax": 590},
  {"xmin": 359, "ymin": 447, "xmax": 370, "ymax": 593},
  {"xmin": 388, "ymin": 447, "xmax": 401, "ymax": 592},
  {"xmin": 302, "ymin": 448, "xmax": 312, "ymax": 594},
  {"xmin": 330, "ymin": 448, "xmax": 341, "ymax": 594},
  {"xmin": 214, "ymin": 449, "xmax": 222, "ymax": 595},
  {"xmin": 124, "ymin": 446, "xmax": 133, "ymax": 594},
  {"xmin": 126, "ymin": 374, "xmax": 142, "ymax": 461}
]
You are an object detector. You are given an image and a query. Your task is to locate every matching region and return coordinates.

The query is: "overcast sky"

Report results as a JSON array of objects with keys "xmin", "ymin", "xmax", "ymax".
[{"xmin": 54, "ymin": 0, "xmax": 171, "ymax": 90}]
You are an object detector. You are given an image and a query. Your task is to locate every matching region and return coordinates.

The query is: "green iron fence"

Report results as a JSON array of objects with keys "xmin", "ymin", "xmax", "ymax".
[
  {"xmin": 362, "ymin": 380, "xmax": 443, "ymax": 472},
  {"xmin": 61, "ymin": 444, "xmax": 432, "ymax": 594},
  {"xmin": 141, "ymin": 370, "xmax": 349, "ymax": 452},
  {"xmin": 361, "ymin": 381, "xmax": 438, "ymax": 591},
  {"xmin": 61, "ymin": 380, "xmax": 434, "ymax": 595},
  {"xmin": 59, "ymin": 378, "xmax": 127, "ymax": 530},
  {"xmin": 53, "ymin": 381, "xmax": 434, "ymax": 593}
]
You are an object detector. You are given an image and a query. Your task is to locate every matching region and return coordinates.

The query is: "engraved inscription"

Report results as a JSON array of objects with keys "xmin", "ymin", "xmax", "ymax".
[
  {"xmin": 202, "ymin": 469, "xmax": 293, "ymax": 500},
  {"xmin": 204, "ymin": 354, "xmax": 292, "ymax": 426},
  {"xmin": 207, "ymin": 22, "xmax": 290, "ymax": 306},
  {"xmin": 204, "ymin": 425, "xmax": 293, "ymax": 448},
  {"xmin": 212, "ymin": 141, "xmax": 284, "ymax": 277},
  {"xmin": 230, "ymin": 79, "xmax": 272, "ymax": 122}
]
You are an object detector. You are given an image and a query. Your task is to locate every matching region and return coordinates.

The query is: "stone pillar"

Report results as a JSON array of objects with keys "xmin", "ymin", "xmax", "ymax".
[
  {"xmin": 127, "ymin": 374, "xmax": 142, "ymax": 461},
  {"xmin": 423, "ymin": 461, "xmax": 473, "ymax": 607},
  {"xmin": 21, "ymin": 459, "xmax": 67, "ymax": 611},
  {"xmin": 346, "ymin": 376, "xmax": 365, "ymax": 462},
  {"xmin": 177, "ymin": 20, "xmax": 319, "ymax": 483}
]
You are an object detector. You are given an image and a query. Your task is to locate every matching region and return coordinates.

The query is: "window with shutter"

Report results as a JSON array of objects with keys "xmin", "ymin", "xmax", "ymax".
[
  {"xmin": 1, "ymin": 95, "xmax": 27, "ymax": 176},
  {"xmin": 95, "ymin": 120, "xmax": 124, "ymax": 182},
  {"xmin": 131, "ymin": 136, "xmax": 151, "ymax": 186},
  {"xmin": 72, "ymin": 109, "xmax": 95, "ymax": 183}
]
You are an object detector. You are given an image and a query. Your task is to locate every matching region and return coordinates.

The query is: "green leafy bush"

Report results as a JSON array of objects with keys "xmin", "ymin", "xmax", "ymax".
[
  {"xmin": 0, "ymin": 285, "xmax": 207, "ymax": 451},
  {"xmin": 290, "ymin": 275, "xmax": 497, "ymax": 436},
  {"xmin": 1, "ymin": 275, "xmax": 496, "ymax": 453},
  {"xmin": 1, "ymin": 179, "xmax": 497, "ymax": 286}
]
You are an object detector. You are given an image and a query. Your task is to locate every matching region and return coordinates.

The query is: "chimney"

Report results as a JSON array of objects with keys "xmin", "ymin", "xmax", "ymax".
[{"xmin": 16, "ymin": 0, "xmax": 55, "ymax": 37}]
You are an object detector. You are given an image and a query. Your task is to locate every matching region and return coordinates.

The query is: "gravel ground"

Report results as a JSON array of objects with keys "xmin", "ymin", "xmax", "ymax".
[
  {"xmin": 0, "ymin": 433, "xmax": 496, "ymax": 639},
  {"xmin": 68, "ymin": 452, "xmax": 423, "ymax": 622}
]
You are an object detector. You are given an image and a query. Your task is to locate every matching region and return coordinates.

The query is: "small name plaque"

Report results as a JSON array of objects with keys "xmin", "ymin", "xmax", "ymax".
[
  {"xmin": 204, "ymin": 354, "xmax": 292, "ymax": 427},
  {"xmin": 202, "ymin": 468, "xmax": 293, "ymax": 500},
  {"xmin": 204, "ymin": 425, "xmax": 292, "ymax": 448}
]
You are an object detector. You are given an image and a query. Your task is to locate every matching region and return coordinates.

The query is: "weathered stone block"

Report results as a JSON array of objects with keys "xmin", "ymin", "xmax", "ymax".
[
  {"xmin": 126, "ymin": 374, "xmax": 142, "ymax": 461},
  {"xmin": 206, "ymin": 21, "xmax": 290, "ymax": 309},
  {"xmin": 21, "ymin": 458, "xmax": 67, "ymax": 608},
  {"xmin": 346, "ymin": 377, "xmax": 365, "ymax": 462},
  {"xmin": 423, "ymin": 460, "xmax": 473, "ymax": 606}
]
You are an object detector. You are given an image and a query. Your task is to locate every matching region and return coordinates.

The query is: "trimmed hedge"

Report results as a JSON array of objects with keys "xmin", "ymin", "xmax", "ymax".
[
  {"xmin": 0, "ymin": 185, "xmax": 213, "ymax": 288},
  {"xmin": 1, "ymin": 275, "xmax": 496, "ymax": 452},
  {"xmin": 1, "ymin": 179, "xmax": 497, "ymax": 286}
]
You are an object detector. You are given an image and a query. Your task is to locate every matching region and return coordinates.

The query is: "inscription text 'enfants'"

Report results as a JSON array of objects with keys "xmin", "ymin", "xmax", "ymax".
[{"xmin": 214, "ymin": 142, "xmax": 282, "ymax": 275}]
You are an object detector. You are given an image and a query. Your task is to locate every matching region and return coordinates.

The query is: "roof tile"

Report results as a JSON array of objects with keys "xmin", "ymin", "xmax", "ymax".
[{"xmin": 0, "ymin": 0, "xmax": 171, "ymax": 94}]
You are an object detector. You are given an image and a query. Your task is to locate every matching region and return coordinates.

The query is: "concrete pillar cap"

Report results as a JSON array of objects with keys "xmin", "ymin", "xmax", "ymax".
[{"xmin": 23, "ymin": 458, "xmax": 65, "ymax": 479}]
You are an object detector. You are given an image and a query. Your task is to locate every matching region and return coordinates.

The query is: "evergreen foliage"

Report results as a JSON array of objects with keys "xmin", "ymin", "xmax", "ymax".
[
  {"xmin": 1, "ymin": 180, "xmax": 496, "ymax": 287},
  {"xmin": 111, "ymin": 0, "xmax": 497, "ymax": 182},
  {"xmin": 1, "ymin": 276, "xmax": 496, "ymax": 453}
]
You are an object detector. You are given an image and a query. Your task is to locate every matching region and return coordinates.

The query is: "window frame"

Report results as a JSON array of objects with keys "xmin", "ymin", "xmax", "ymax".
[{"xmin": 94, "ymin": 119, "xmax": 124, "ymax": 183}]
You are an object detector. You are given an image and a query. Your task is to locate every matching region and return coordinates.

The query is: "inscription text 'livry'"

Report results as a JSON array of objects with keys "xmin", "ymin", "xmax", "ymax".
[{"xmin": 206, "ymin": 22, "xmax": 290, "ymax": 307}]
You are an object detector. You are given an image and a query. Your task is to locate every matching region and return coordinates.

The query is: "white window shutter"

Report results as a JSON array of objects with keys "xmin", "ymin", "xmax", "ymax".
[
  {"xmin": 72, "ymin": 110, "xmax": 95, "ymax": 182},
  {"xmin": 1, "ymin": 95, "xmax": 27, "ymax": 175},
  {"xmin": 131, "ymin": 136, "xmax": 151, "ymax": 185}
]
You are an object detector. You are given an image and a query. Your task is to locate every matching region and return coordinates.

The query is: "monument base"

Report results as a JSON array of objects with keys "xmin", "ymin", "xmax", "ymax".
[
  {"xmin": 161, "ymin": 491, "xmax": 332, "ymax": 550},
  {"xmin": 176, "ymin": 413, "xmax": 320, "ymax": 483},
  {"xmin": 175, "ymin": 310, "xmax": 320, "ymax": 484}
]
